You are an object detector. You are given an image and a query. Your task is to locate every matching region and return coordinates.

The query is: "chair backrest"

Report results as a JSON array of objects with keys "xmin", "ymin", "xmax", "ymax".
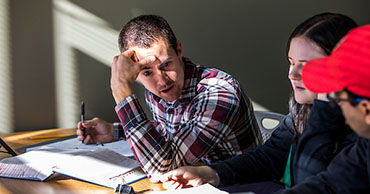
[{"xmin": 254, "ymin": 111, "xmax": 285, "ymax": 143}]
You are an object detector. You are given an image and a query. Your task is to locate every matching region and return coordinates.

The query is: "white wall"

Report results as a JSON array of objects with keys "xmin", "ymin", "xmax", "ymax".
[{"xmin": 3, "ymin": 0, "xmax": 370, "ymax": 131}]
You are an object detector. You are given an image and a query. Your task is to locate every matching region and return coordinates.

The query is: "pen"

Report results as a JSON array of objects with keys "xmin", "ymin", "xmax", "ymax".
[
  {"xmin": 29, "ymin": 134, "xmax": 74, "ymax": 140},
  {"xmin": 81, "ymin": 101, "xmax": 86, "ymax": 143}
]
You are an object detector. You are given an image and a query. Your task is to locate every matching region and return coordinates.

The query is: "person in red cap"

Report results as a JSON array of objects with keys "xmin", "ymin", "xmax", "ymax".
[{"xmin": 279, "ymin": 25, "xmax": 370, "ymax": 193}]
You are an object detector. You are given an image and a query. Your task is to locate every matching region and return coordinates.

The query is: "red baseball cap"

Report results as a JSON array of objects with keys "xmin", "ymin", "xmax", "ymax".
[{"xmin": 302, "ymin": 25, "xmax": 370, "ymax": 98}]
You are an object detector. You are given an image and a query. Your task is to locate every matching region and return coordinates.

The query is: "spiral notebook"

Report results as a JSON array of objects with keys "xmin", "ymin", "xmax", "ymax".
[{"xmin": 0, "ymin": 148, "xmax": 146, "ymax": 188}]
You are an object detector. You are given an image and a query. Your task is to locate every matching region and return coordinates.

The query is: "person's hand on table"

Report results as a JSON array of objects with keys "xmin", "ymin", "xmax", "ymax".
[
  {"xmin": 159, "ymin": 166, "xmax": 220, "ymax": 190},
  {"xmin": 77, "ymin": 117, "xmax": 114, "ymax": 144}
]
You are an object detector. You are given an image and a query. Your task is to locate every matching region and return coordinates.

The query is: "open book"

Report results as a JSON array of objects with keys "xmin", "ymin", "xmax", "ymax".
[
  {"xmin": 24, "ymin": 137, "xmax": 134, "ymax": 157},
  {"xmin": 149, "ymin": 184, "xmax": 230, "ymax": 194},
  {"xmin": 0, "ymin": 148, "xmax": 146, "ymax": 188}
]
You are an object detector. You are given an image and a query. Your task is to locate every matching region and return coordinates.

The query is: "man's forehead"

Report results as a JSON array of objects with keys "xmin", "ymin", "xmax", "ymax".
[
  {"xmin": 141, "ymin": 56, "xmax": 172, "ymax": 70},
  {"xmin": 131, "ymin": 42, "xmax": 170, "ymax": 60},
  {"xmin": 142, "ymin": 62, "xmax": 156, "ymax": 70}
]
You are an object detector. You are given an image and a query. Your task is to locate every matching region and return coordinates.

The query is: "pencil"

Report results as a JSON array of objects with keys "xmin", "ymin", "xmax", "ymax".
[{"xmin": 29, "ymin": 134, "xmax": 74, "ymax": 140}]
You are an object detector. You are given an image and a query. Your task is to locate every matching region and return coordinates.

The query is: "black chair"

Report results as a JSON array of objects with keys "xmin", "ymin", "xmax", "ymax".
[{"xmin": 254, "ymin": 111, "xmax": 284, "ymax": 143}]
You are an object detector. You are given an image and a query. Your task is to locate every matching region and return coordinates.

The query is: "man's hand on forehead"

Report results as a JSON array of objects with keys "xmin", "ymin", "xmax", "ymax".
[
  {"xmin": 129, "ymin": 50, "xmax": 139, "ymax": 62},
  {"xmin": 126, "ymin": 50, "xmax": 156, "ymax": 68},
  {"xmin": 111, "ymin": 49, "xmax": 155, "ymax": 104}
]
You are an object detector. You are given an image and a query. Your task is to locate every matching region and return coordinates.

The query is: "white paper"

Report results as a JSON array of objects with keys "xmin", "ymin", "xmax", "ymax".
[
  {"xmin": 0, "ymin": 148, "xmax": 78, "ymax": 181},
  {"xmin": 148, "ymin": 184, "xmax": 229, "ymax": 194},
  {"xmin": 0, "ymin": 148, "xmax": 145, "ymax": 188},
  {"xmin": 52, "ymin": 149, "xmax": 142, "ymax": 188},
  {"xmin": 26, "ymin": 138, "xmax": 134, "ymax": 157}
]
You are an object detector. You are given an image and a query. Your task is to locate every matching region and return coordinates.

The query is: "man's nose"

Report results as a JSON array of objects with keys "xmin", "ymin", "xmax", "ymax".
[{"xmin": 156, "ymin": 70, "xmax": 170, "ymax": 86}]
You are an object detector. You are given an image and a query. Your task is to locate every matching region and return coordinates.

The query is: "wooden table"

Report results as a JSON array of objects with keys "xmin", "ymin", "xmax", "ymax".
[{"xmin": 0, "ymin": 128, "xmax": 165, "ymax": 194}]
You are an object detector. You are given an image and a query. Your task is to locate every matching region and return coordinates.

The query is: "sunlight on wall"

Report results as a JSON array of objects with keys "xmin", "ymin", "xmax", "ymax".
[
  {"xmin": 52, "ymin": 0, "xmax": 268, "ymax": 128},
  {"xmin": 0, "ymin": 0, "xmax": 13, "ymax": 133},
  {"xmin": 253, "ymin": 102, "xmax": 268, "ymax": 111},
  {"xmin": 53, "ymin": 0, "xmax": 119, "ymax": 128}
]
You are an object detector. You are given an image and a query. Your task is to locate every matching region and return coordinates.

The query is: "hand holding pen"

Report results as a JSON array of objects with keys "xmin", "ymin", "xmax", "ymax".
[{"xmin": 77, "ymin": 112, "xmax": 116, "ymax": 144}]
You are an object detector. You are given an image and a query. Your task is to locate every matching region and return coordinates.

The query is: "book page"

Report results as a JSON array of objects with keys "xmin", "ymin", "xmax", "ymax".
[
  {"xmin": 26, "ymin": 138, "xmax": 134, "ymax": 157},
  {"xmin": 149, "ymin": 184, "xmax": 230, "ymax": 194},
  {"xmin": 0, "ymin": 163, "xmax": 51, "ymax": 181},
  {"xmin": 108, "ymin": 167, "xmax": 146, "ymax": 185},
  {"xmin": 0, "ymin": 148, "xmax": 76, "ymax": 181},
  {"xmin": 52, "ymin": 148, "xmax": 145, "ymax": 188},
  {"xmin": 0, "ymin": 148, "xmax": 144, "ymax": 187}
]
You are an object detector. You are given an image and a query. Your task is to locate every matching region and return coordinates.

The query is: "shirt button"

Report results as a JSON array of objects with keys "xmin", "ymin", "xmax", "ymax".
[{"xmin": 167, "ymin": 109, "xmax": 174, "ymax": 114}]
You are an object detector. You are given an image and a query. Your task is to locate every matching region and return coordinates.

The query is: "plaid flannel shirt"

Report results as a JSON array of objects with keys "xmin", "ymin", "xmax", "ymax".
[{"xmin": 115, "ymin": 58, "xmax": 262, "ymax": 179}]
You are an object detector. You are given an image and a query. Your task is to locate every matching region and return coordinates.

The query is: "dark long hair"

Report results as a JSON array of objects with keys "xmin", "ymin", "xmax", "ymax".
[{"xmin": 286, "ymin": 13, "xmax": 357, "ymax": 138}]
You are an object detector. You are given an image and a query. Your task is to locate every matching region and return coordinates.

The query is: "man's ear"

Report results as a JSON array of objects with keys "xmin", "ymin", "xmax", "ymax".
[
  {"xmin": 361, "ymin": 100, "xmax": 370, "ymax": 125},
  {"xmin": 176, "ymin": 40, "xmax": 183, "ymax": 57}
]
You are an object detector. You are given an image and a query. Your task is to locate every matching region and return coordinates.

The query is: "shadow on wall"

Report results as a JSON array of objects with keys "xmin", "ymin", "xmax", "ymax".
[{"xmin": 6, "ymin": 0, "xmax": 370, "ymax": 131}]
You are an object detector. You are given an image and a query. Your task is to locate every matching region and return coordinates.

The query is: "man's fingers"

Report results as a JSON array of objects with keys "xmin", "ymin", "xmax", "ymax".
[
  {"xmin": 162, "ymin": 180, "xmax": 174, "ymax": 189},
  {"xmin": 130, "ymin": 51, "xmax": 139, "ymax": 62},
  {"xmin": 162, "ymin": 180, "xmax": 176, "ymax": 189},
  {"xmin": 163, "ymin": 180, "xmax": 183, "ymax": 190},
  {"xmin": 83, "ymin": 119, "xmax": 98, "ymax": 128},
  {"xmin": 115, "ymin": 49, "xmax": 155, "ymax": 66},
  {"xmin": 82, "ymin": 135, "xmax": 92, "ymax": 144},
  {"xmin": 113, "ymin": 55, "xmax": 119, "ymax": 62},
  {"xmin": 76, "ymin": 128, "xmax": 83, "ymax": 136},
  {"xmin": 77, "ymin": 134, "xmax": 83, "ymax": 141},
  {"xmin": 111, "ymin": 55, "xmax": 120, "ymax": 67},
  {"xmin": 161, "ymin": 170, "xmax": 181, "ymax": 182},
  {"xmin": 138, "ymin": 55, "xmax": 156, "ymax": 66},
  {"xmin": 119, "ymin": 50, "xmax": 137, "ymax": 62},
  {"xmin": 77, "ymin": 122, "xmax": 82, "ymax": 129}
]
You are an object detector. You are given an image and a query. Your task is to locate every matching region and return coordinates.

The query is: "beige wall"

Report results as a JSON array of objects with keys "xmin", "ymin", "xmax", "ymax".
[{"xmin": 2, "ymin": 0, "xmax": 369, "ymax": 132}]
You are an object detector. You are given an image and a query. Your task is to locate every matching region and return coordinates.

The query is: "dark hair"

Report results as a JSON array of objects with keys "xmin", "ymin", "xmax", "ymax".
[
  {"xmin": 335, "ymin": 89, "xmax": 370, "ymax": 107},
  {"xmin": 118, "ymin": 15, "xmax": 178, "ymax": 54},
  {"xmin": 346, "ymin": 89, "xmax": 370, "ymax": 104},
  {"xmin": 286, "ymin": 13, "xmax": 358, "ymax": 138}
]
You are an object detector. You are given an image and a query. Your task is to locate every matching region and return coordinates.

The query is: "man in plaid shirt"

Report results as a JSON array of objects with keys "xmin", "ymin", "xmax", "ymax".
[{"xmin": 77, "ymin": 15, "xmax": 262, "ymax": 181}]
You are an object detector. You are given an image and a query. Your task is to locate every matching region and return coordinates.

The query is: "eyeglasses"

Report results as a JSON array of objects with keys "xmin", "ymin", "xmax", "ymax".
[{"xmin": 326, "ymin": 93, "xmax": 363, "ymax": 107}]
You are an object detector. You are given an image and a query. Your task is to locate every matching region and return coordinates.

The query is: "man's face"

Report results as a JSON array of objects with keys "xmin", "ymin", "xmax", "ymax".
[
  {"xmin": 335, "ymin": 91, "xmax": 370, "ymax": 139},
  {"xmin": 132, "ymin": 39, "xmax": 184, "ymax": 102}
]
